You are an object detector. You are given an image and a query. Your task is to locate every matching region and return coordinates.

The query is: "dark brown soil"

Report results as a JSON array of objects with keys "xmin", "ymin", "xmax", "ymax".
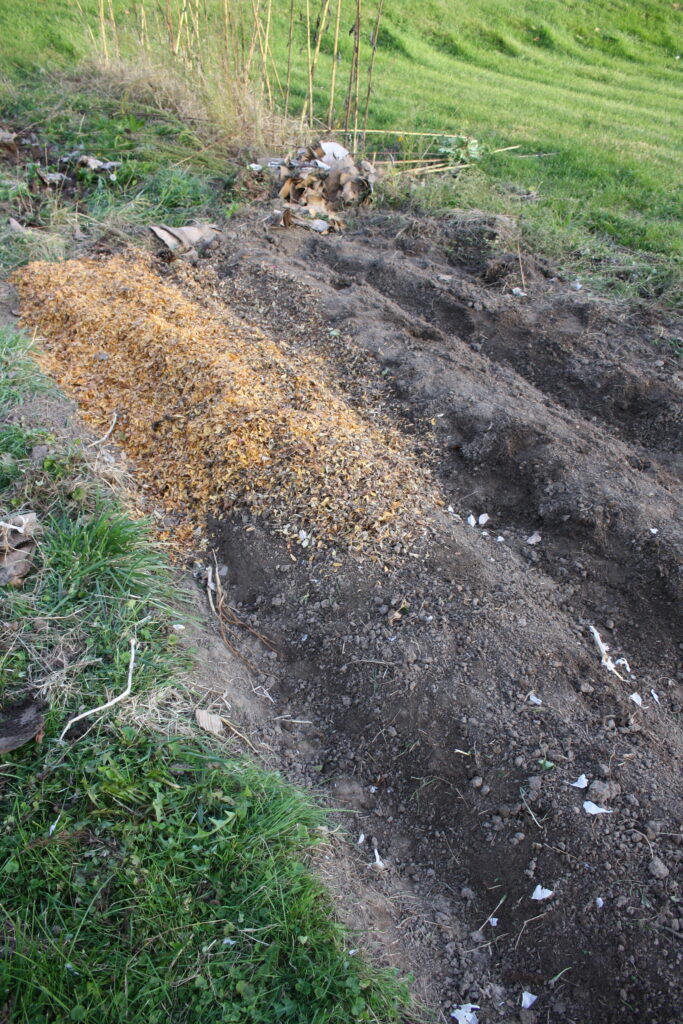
[
  {"xmin": 11, "ymin": 202, "xmax": 683, "ymax": 1024},
  {"xmin": 182, "ymin": 207, "xmax": 681, "ymax": 1024}
]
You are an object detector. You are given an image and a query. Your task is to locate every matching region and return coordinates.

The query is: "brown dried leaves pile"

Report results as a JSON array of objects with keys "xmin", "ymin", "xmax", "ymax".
[{"xmin": 17, "ymin": 253, "xmax": 435, "ymax": 555}]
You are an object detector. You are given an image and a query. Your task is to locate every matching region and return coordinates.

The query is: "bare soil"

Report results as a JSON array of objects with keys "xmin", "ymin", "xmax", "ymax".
[
  {"xmin": 12, "ymin": 204, "xmax": 683, "ymax": 1024},
  {"xmin": 193, "ymin": 208, "xmax": 682, "ymax": 1024}
]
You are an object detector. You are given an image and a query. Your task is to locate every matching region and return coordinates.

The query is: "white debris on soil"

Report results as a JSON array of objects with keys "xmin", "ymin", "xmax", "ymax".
[
  {"xmin": 569, "ymin": 774, "xmax": 589, "ymax": 788},
  {"xmin": 596, "ymin": 897, "xmax": 605, "ymax": 908},
  {"xmin": 478, "ymin": 513, "xmax": 490, "ymax": 525},
  {"xmin": 467, "ymin": 514, "xmax": 477, "ymax": 526},
  {"xmin": 521, "ymin": 991, "xmax": 538, "ymax": 1008},
  {"xmin": 511, "ymin": 287, "xmax": 527, "ymax": 296},
  {"xmin": 357, "ymin": 833, "xmax": 365, "ymax": 845},
  {"xmin": 649, "ymin": 527, "xmax": 658, "ymax": 535},
  {"xmin": 630, "ymin": 692, "xmax": 643, "ymax": 707},
  {"xmin": 451, "ymin": 1004, "xmax": 480, "ymax": 1024},
  {"xmin": 528, "ymin": 693, "xmax": 543, "ymax": 706},
  {"xmin": 490, "ymin": 917, "xmax": 498, "ymax": 927},
  {"xmin": 651, "ymin": 689, "xmax": 660, "ymax": 704},
  {"xmin": 531, "ymin": 885, "xmax": 554, "ymax": 901},
  {"xmin": 526, "ymin": 531, "xmax": 542, "ymax": 545},
  {"xmin": 583, "ymin": 801, "xmax": 613, "ymax": 815},
  {"xmin": 588, "ymin": 624, "xmax": 633, "ymax": 681},
  {"xmin": 373, "ymin": 847, "xmax": 385, "ymax": 870}
]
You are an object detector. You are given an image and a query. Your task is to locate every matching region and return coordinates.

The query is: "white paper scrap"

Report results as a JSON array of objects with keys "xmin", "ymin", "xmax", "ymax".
[
  {"xmin": 451, "ymin": 1004, "xmax": 480, "ymax": 1024},
  {"xmin": 531, "ymin": 884, "xmax": 554, "ymax": 901},
  {"xmin": 583, "ymin": 801, "xmax": 613, "ymax": 815},
  {"xmin": 596, "ymin": 897, "xmax": 604, "ymax": 909},
  {"xmin": 478, "ymin": 513, "xmax": 490, "ymax": 525},
  {"xmin": 570, "ymin": 774, "xmax": 589, "ymax": 789},
  {"xmin": 522, "ymin": 992, "xmax": 538, "ymax": 1009},
  {"xmin": 467, "ymin": 514, "xmax": 476, "ymax": 527},
  {"xmin": 490, "ymin": 917, "xmax": 498, "ymax": 927},
  {"xmin": 527, "ymin": 531, "xmax": 542, "ymax": 545},
  {"xmin": 630, "ymin": 693, "xmax": 643, "ymax": 707},
  {"xmin": 357, "ymin": 833, "xmax": 365, "ymax": 845},
  {"xmin": 650, "ymin": 689, "xmax": 660, "ymax": 705}
]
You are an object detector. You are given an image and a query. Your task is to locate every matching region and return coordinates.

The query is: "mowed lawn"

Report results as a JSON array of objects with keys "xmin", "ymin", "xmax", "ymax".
[{"xmin": 1, "ymin": 0, "xmax": 681, "ymax": 290}]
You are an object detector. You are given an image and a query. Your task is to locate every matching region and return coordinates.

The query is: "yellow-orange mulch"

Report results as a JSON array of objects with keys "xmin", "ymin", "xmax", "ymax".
[{"xmin": 16, "ymin": 251, "xmax": 437, "ymax": 554}]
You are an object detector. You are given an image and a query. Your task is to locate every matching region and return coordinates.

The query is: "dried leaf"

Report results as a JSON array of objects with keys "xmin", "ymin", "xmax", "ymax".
[{"xmin": 195, "ymin": 709, "xmax": 225, "ymax": 737}]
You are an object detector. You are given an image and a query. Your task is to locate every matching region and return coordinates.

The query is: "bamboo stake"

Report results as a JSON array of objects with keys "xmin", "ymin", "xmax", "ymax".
[
  {"xmin": 352, "ymin": 0, "xmax": 363, "ymax": 142},
  {"xmin": 98, "ymin": 0, "xmax": 109, "ymax": 63},
  {"xmin": 361, "ymin": 0, "xmax": 384, "ymax": 144},
  {"xmin": 262, "ymin": 0, "xmax": 274, "ymax": 104},
  {"xmin": 327, "ymin": 0, "xmax": 342, "ymax": 127},
  {"xmin": 344, "ymin": 0, "xmax": 361, "ymax": 134},
  {"xmin": 299, "ymin": 0, "xmax": 331, "ymax": 129},
  {"xmin": 284, "ymin": 0, "xmax": 295, "ymax": 117},
  {"xmin": 302, "ymin": 0, "xmax": 314, "ymax": 129}
]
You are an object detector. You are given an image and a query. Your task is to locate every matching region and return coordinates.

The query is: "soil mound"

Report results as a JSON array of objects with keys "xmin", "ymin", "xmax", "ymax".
[
  {"xmin": 17, "ymin": 253, "xmax": 435, "ymax": 553},
  {"xmin": 16, "ymin": 209, "xmax": 683, "ymax": 1024}
]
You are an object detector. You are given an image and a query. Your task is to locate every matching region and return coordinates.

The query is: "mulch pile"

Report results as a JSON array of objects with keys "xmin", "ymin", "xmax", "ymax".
[{"xmin": 16, "ymin": 252, "xmax": 436, "ymax": 555}]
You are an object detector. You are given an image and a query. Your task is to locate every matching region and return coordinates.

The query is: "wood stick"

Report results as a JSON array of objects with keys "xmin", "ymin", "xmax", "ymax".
[
  {"xmin": 327, "ymin": 0, "xmax": 342, "ymax": 127},
  {"xmin": 303, "ymin": 0, "xmax": 314, "ymax": 129},
  {"xmin": 361, "ymin": 0, "xmax": 385, "ymax": 144},
  {"xmin": 300, "ymin": 0, "xmax": 331, "ymax": 128},
  {"xmin": 352, "ymin": 0, "xmax": 363, "ymax": 140},
  {"xmin": 284, "ymin": 0, "xmax": 295, "ymax": 117}
]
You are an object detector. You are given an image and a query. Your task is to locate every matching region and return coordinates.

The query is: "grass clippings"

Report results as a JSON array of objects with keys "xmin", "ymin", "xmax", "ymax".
[{"xmin": 17, "ymin": 251, "xmax": 437, "ymax": 555}]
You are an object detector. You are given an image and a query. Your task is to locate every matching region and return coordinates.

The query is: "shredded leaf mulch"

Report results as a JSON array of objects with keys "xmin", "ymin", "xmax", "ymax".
[{"xmin": 17, "ymin": 252, "xmax": 437, "ymax": 555}]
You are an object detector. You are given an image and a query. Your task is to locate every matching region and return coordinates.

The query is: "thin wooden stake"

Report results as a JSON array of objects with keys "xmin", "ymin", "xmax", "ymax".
[
  {"xmin": 327, "ymin": 0, "xmax": 342, "ymax": 127},
  {"xmin": 361, "ymin": 0, "xmax": 384, "ymax": 145},
  {"xmin": 299, "ymin": 0, "xmax": 331, "ymax": 128},
  {"xmin": 352, "ymin": 0, "xmax": 363, "ymax": 143},
  {"xmin": 284, "ymin": 0, "xmax": 295, "ymax": 117}
]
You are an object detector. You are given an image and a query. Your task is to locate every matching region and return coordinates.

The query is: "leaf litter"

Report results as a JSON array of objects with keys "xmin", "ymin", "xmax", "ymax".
[{"xmin": 16, "ymin": 252, "xmax": 437, "ymax": 555}]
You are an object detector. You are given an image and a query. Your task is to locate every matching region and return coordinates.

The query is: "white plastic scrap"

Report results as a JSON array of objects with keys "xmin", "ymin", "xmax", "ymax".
[
  {"xmin": 528, "ymin": 693, "xmax": 543, "ymax": 706},
  {"xmin": 496, "ymin": 535, "xmax": 505, "ymax": 543},
  {"xmin": 222, "ymin": 937, "xmax": 237, "ymax": 946},
  {"xmin": 588, "ymin": 625, "xmax": 631, "ymax": 681},
  {"xmin": 651, "ymin": 689, "xmax": 660, "ymax": 705},
  {"xmin": 521, "ymin": 992, "xmax": 538, "ymax": 1009},
  {"xmin": 630, "ymin": 692, "xmax": 643, "ymax": 707},
  {"xmin": 526, "ymin": 531, "xmax": 542, "ymax": 545},
  {"xmin": 649, "ymin": 528, "xmax": 658, "ymax": 535},
  {"xmin": 511, "ymin": 287, "xmax": 527, "ymax": 297},
  {"xmin": 467, "ymin": 514, "xmax": 477, "ymax": 527},
  {"xmin": 490, "ymin": 917, "xmax": 498, "ymax": 927},
  {"xmin": 596, "ymin": 897, "xmax": 605, "ymax": 909},
  {"xmin": 358, "ymin": 833, "xmax": 365, "ymax": 845},
  {"xmin": 583, "ymin": 801, "xmax": 613, "ymax": 815},
  {"xmin": 478, "ymin": 513, "xmax": 490, "ymax": 526},
  {"xmin": 451, "ymin": 1004, "xmax": 480, "ymax": 1024},
  {"xmin": 570, "ymin": 774, "xmax": 589, "ymax": 789},
  {"xmin": 373, "ymin": 847, "xmax": 385, "ymax": 869},
  {"xmin": 531, "ymin": 884, "xmax": 554, "ymax": 901}
]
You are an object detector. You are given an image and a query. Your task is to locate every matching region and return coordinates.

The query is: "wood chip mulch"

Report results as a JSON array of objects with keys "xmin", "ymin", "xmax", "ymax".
[{"xmin": 16, "ymin": 251, "xmax": 438, "ymax": 557}]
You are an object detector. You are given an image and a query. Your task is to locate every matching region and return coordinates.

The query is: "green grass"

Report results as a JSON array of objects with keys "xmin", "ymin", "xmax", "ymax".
[
  {"xmin": 0, "ymin": 328, "xmax": 410, "ymax": 1023},
  {"xmin": 0, "ymin": 1, "xmax": 681, "ymax": 301},
  {"xmin": 1, "ymin": 733, "xmax": 407, "ymax": 1023}
]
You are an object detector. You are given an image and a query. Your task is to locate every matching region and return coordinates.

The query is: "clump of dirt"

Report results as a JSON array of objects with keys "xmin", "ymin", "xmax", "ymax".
[
  {"xmin": 16, "ymin": 252, "xmax": 436, "ymax": 554},
  {"xmin": 16, "ymin": 206, "xmax": 683, "ymax": 1024}
]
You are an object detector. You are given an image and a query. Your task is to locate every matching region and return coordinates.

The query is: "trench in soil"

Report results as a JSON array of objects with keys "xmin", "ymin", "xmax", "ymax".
[{"xmin": 16, "ymin": 209, "xmax": 683, "ymax": 1024}]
